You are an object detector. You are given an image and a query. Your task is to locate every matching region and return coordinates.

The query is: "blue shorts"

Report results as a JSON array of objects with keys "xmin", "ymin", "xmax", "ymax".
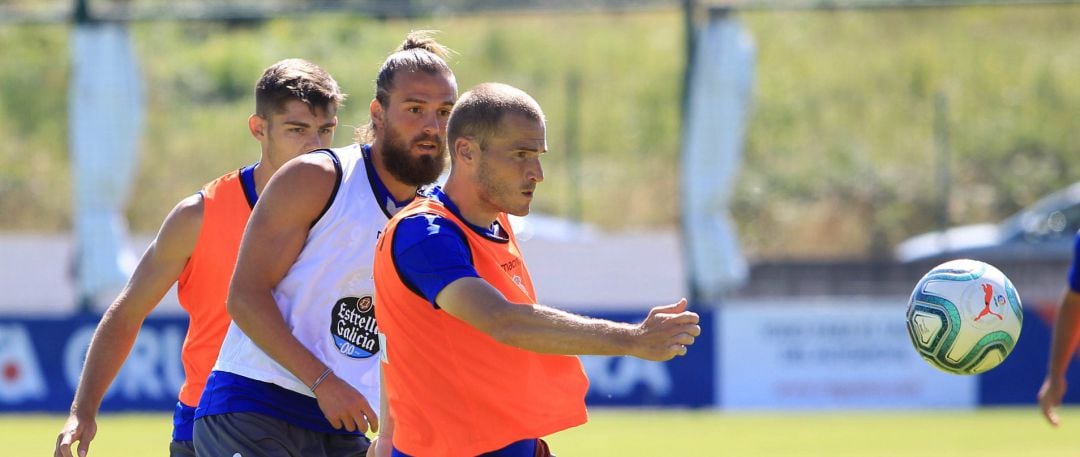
[{"xmin": 172, "ymin": 400, "xmax": 196, "ymax": 441}]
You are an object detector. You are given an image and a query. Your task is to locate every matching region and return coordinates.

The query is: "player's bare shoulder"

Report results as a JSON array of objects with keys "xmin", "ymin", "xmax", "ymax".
[
  {"xmin": 152, "ymin": 192, "xmax": 205, "ymax": 259},
  {"xmin": 279, "ymin": 149, "xmax": 339, "ymax": 183},
  {"xmin": 167, "ymin": 192, "xmax": 205, "ymax": 231},
  {"xmin": 260, "ymin": 149, "xmax": 340, "ymax": 221}
]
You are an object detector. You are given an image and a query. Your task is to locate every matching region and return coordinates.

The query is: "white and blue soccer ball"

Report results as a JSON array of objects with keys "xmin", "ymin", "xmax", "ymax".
[{"xmin": 906, "ymin": 259, "xmax": 1023, "ymax": 375}]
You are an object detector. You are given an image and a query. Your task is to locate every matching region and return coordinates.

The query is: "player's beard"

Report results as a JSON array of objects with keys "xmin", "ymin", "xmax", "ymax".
[{"xmin": 381, "ymin": 120, "xmax": 447, "ymax": 187}]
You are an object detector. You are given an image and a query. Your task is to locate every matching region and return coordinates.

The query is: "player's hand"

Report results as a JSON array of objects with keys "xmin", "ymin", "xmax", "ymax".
[
  {"xmin": 314, "ymin": 373, "xmax": 379, "ymax": 434},
  {"xmin": 1038, "ymin": 375, "xmax": 1067, "ymax": 427},
  {"xmin": 634, "ymin": 298, "xmax": 701, "ymax": 361},
  {"xmin": 54, "ymin": 413, "xmax": 96, "ymax": 457}
]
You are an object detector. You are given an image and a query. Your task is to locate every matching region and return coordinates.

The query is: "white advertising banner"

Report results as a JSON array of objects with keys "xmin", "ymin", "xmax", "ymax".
[{"xmin": 720, "ymin": 300, "xmax": 976, "ymax": 410}]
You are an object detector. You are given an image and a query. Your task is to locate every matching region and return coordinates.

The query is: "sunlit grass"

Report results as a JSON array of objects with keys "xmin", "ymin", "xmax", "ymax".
[{"xmin": 10, "ymin": 407, "xmax": 1080, "ymax": 457}]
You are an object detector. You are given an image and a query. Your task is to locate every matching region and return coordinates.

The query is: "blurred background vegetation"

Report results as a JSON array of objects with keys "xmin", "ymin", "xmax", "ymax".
[{"xmin": 0, "ymin": 3, "xmax": 1077, "ymax": 260}]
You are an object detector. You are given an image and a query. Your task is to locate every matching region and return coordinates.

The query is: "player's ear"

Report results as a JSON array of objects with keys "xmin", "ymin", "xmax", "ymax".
[
  {"xmin": 454, "ymin": 137, "xmax": 476, "ymax": 162},
  {"xmin": 370, "ymin": 99, "xmax": 383, "ymax": 131},
  {"xmin": 248, "ymin": 114, "xmax": 266, "ymax": 140}
]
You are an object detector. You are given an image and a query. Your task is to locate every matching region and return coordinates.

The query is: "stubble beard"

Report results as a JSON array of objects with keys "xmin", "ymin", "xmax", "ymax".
[{"xmin": 477, "ymin": 156, "xmax": 531, "ymax": 217}]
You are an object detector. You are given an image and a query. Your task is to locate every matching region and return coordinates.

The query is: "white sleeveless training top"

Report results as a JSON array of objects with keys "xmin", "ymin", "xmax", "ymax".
[{"xmin": 214, "ymin": 144, "xmax": 392, "ymax": 405}]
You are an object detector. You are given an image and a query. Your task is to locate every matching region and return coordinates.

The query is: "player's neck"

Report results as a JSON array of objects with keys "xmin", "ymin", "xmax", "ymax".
[
  {"xmin": 443, "ymin": 178, "xmax": 498, "ymax": 228},
  {"xmin": 250, "ymin": 161, "xmax": 275, "ymax": 196}
]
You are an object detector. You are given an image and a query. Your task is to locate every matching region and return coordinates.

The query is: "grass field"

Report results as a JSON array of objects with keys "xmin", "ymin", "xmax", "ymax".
[{"xmin": 10, "ymin": 408, "xmax": 1080, "ymax": 456}]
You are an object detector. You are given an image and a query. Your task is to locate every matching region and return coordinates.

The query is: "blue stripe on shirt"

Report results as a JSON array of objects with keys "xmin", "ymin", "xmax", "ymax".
[{"xmin": 238, "ymin": 162, "xmax": 259, "ymax": 208}]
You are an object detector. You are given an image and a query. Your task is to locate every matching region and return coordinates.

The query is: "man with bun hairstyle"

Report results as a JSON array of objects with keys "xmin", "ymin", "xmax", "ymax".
[{"xmin": 194, "ymin": 32, "xmax": 457, "ymax": 457}]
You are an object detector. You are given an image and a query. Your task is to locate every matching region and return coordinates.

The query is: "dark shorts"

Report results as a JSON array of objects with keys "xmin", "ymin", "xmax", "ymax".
[
  {"xmin": 194, "ymin": 412, "xmax": 370, "ymax": 457},
  {"xmin": 169, "ymin": 439, "xmax": 196, "ymax": 457}
]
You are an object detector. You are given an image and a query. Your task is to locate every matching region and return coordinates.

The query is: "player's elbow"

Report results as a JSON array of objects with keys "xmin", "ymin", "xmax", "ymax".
[
  {"xmin": 487, "ymin": 326, "xmax": 521, "ymax": 348},
  {"xmin": 481, "ymin": 306, "xmax": 533, "ymax": 348},
  {"xmin": 225, "ymin": 293, "xmax": 243, "ymax": 321},
  {"xmin": 225, "ymin": 284, "xmax": 257, "ymax": 323},
  {"xmin": 439, "ymin": 279, "xmax": 531, "ymax": 347},
  {"xmin": 486, "ymin": 325, "xmax": 514, "ymax": 346}
]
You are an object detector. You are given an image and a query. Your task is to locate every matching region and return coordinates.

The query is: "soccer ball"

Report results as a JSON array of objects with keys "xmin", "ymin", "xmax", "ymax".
[{"xmin": 905, "ymin": 259, "xmax": 1023, "ymax": 375}]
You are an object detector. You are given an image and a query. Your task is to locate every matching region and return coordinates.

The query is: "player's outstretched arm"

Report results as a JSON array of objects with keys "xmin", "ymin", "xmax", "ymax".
[
  {"xmin": 55, "ymin": 194, "xmax": 203, "ymax": 457},
  {"xmin": 227, "ymin": 153, "xmax": 378, "ymax": 434},
  {"xmin": 435, "ymin": 277, "xmax": 700, "ymax": 361},
  {"xmin": 1039, "ymin": 288, "xmax": 1080, "ymax": 426}
]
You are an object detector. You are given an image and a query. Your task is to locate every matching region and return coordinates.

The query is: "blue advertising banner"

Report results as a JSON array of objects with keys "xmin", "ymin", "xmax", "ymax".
[
  {"xmin": 582, "ymin": 309, "xmax": 715, "ymax": 408},
  {"xmin": 978, "ymin": 306, "xmax": 1080, "ymax": 405},
  {"xmin": 0, "ymin": 308, "xmax": 716, "ymax": 412},
  {"xmin": 0, "ymin": 314, "xmax": 187, "ymax": 412}
]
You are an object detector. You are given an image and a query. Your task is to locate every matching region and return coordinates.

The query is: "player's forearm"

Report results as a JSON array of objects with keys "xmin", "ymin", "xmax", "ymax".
[
  {"xmin": 438, "ymin": 278, "xmax": 641, "ymax": 357},
  {"xmin": 1047, "ymin": 291, "xmax": 1080, "ymax": 378},
  {"xmin": 227, "ymin": 289, "xmax": 328, "ymax": 386},
  {"xmin": 488, "ymin": 304, "xmax": 637, "ymax": 357},
  {"xmin": 71, "ymin": 306, "xmax": 145, "ymax": 416}
]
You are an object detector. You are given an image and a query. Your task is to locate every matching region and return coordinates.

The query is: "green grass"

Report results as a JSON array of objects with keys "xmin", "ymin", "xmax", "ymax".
[{"xmin": 11, "ymin": 408, "xmax": 1080, "ymax": 456}]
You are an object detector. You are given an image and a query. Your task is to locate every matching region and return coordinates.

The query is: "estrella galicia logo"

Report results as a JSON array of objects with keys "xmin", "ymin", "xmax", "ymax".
[{"xmin": 330, "ymin": 296, "xmax": 379, "ymax": 358}]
